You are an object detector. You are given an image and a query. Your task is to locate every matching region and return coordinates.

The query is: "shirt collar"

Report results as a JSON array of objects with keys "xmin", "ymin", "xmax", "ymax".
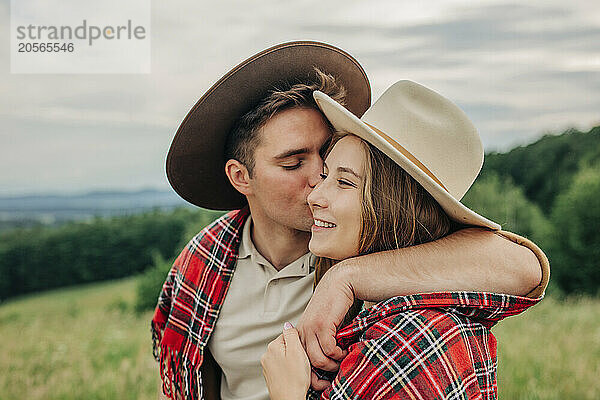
[{"xmin": 237, "ymin": 215, "xmax": 253, "ymax": 259}]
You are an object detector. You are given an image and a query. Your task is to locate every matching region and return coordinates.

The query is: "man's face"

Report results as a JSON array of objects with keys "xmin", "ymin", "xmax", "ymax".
[{"xmin": 247, "ymin": 107, "xmax": 331, "ymax": 233}]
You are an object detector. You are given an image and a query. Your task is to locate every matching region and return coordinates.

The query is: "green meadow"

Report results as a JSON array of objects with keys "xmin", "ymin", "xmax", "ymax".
[
  {"xmin": 1, "ymin": 277, "xmax": 598, "ymax": 399},
  {"xmin": 0, "ymin": 277, "xmax": 158, "ymax": 400}
]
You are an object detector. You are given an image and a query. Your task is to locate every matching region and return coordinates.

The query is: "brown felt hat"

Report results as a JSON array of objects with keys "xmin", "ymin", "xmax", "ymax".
[{"xmin": 166, "ymin": 41, "xmax": 371, "ymax": 210}]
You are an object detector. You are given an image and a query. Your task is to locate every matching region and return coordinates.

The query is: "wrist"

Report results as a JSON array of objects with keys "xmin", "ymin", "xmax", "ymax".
[{"xmin": 330, "ymin": 258, "xmax": 358, "ymax": 300}]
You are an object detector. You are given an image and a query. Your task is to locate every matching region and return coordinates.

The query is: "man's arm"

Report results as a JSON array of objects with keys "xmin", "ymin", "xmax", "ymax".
[
  {"xmin": 342, "ymin": 228, "xmax": 543, "ymax": 301},
  {"xmin": 298, "ymin": 228, "xmax": 548, "ymax": 390}
]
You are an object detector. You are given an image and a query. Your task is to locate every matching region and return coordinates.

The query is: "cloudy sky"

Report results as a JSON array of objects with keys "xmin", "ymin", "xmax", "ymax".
[{"xmin": 1, "ymin": 0, "xmax": 599, "ymax": 196}]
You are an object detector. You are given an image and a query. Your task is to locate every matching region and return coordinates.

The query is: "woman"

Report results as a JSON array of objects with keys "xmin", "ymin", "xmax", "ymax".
[{"xmin": 261, "ymin": 81, "xmax": 547, "ymax": 399}]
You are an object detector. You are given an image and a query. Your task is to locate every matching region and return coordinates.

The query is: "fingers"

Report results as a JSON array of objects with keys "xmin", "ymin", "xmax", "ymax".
[
  {"xmin": 316, "ymin": 330, "xmax": 345, "ymax": 362},
  {"xmin": 282, "ymin": 326, "xmax": 302, "ymax": 353},
  {"xmin": 282, "ymin": 322, "xmax": 301, "ymax": 344},
  {"xmin": 311, "ymin": 370, "xmax": 332, "ymax": 391},
  {"xmin": 304, "ymin": 332, "xmax": 340, "ymax": 372},
  {"xmin": 265, "ymin": 333, "xmax": 285, "ymax": 357},
  {"xmin": 281, "ymin": 323, "xmax": 310, "ymax": 360},
  {"xmin": 262, "ymin": 325, "xmax": 313, "ymax": 399}
]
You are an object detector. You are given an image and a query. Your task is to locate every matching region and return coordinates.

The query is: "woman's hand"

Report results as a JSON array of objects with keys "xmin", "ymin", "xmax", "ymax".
[{"xmin": 261, "ymin": 322, "xmax": 311, "ymax": 400}]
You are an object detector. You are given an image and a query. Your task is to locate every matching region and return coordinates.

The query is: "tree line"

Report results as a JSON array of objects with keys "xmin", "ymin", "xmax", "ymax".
[
  {"xmin": 464, "ymin": 125, "xmax": 600, "ymax": 295},
  {"xmin": 1, "ymin": 125, "xmax": 598, "ymax": 303},
  {"xmin": 0, "ymin": 207, "xmax": 222, "ymax": 301}
]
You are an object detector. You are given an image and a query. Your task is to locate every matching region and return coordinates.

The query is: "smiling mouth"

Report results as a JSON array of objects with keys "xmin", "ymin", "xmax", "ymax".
[{"xmin": 314, "ymin": 218, "xmax": 336, "ymax": 228}]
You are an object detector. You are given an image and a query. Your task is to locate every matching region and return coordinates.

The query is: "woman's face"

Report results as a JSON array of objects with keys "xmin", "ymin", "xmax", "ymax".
[{"xmin": 307, "ymin": 135, "xmax": 366, "ymax": 260}]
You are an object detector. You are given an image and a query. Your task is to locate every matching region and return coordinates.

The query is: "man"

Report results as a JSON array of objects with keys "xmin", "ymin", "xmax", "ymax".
[{"xmin": 153, "ymin": 42, "xmax": 548, "ymax": 400}]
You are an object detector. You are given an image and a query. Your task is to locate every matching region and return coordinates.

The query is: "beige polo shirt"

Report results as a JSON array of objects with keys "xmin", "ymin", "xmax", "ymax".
[{"xmin": 206, "ymin": 216, "xmax": 315, "ymax": 400}]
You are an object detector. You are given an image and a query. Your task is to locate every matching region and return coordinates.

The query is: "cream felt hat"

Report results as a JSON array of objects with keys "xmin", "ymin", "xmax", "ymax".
[{"xmin": 313, "ymin": 80, "xmax": 500, "ymax": 230}]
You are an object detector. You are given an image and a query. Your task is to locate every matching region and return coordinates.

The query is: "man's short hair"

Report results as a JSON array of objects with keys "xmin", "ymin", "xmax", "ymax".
[{"xmin": 225, "ymin": 68, "xmax": 347, "ymax": 176}]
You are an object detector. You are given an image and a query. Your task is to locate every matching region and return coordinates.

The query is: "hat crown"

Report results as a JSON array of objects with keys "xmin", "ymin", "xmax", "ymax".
[
  {"xmin": 313, "ymin": 80, "xmax": 499, "ymax": 229},
  {"xmin": 166, "ymin": 41, "xmax": 371, "ymax": 210},
  {"xmin": 361, "ymin": 81, "xmax": 483, "ymax": 199}
]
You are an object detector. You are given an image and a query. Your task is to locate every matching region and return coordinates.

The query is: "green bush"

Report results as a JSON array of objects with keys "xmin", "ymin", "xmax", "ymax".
[
  {"xmin": 482, "ymin": 126, "xmax": 600, "ymax": 213},
  {"xmin": 134, "ymin": 208, "xmax": 225, "ymax": 312},
  {"xmin": 134, "ymin": 251, "xmax": 173, "ymax": 313},
  {"xmin": 549, "ymin": 165, "xmax": 600, "ymax": 295},
  {"xmin": 462, "ymin": 172, "xmax": 553, "ymax": 246}
]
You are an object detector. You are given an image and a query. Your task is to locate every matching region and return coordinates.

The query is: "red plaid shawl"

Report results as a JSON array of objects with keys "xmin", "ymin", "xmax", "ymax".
[
  {"xmin": 309, "ymin": 291, "xmax": 541, "ymax": 400},
  {"xmin": 151, "ymin": 208, "xmax": 250, "ymax": 400}
]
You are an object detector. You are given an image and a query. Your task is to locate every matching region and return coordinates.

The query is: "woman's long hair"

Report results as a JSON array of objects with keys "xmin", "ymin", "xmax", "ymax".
[{"xmin": 314, "ymin": 131, "xmax": 455, "ymax": 327}]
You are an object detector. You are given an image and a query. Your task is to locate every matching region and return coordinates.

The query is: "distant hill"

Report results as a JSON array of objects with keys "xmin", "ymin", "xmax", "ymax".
[
  {"xmin": 481, "ymin": 125, "xmax": 600, "ymax": 213},
  {"xmin": 2, "ymin": 125, "xmax": 598, "ymax": 229},
  {"xmin": 0, "ymin": 189, "xmax": 192, "ymax": 230}
]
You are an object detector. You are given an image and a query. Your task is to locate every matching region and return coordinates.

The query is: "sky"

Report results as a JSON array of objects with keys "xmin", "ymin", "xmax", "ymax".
[{"xmin": 1, "ymin": 0, "xmax": 599, "ymax": 196}]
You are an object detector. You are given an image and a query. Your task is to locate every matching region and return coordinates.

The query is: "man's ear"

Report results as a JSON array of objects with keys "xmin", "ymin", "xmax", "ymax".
[{"xmin": 225, "ymin": 159, "xmax": 253, "ymax": 196}]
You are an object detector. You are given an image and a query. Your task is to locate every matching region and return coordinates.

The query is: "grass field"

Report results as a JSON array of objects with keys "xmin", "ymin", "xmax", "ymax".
[
  {"xmin": 1, "ymin": 278, "xmax": 598, "ymax": 399},
  {"xmin": 0, "ymin": 277, "xmax": 158, "ymax": 400}
]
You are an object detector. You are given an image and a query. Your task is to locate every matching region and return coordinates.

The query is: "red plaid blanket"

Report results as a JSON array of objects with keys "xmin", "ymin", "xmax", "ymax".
[
  {"xmin": 151, "ymin": 207, "xmax": 250, "ymax": 400},
  {"xmin": 310, "ymin": 291, "xmax": 541, "ymax": 400}
]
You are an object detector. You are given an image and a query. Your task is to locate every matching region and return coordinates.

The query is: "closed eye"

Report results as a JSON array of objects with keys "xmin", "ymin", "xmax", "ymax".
[
  {"xmin": 282, "ymin": 161, "xmax": 303, "ymax": 170},
  {"xmin": 338, "ymin": 179, "xmax": 357, "ymax": 188}
]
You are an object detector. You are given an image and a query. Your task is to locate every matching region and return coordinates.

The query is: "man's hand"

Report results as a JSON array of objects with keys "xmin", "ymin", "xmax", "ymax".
[{"xmin": 296, "ymin": 266, "xmax": 353, "ymax": 391}]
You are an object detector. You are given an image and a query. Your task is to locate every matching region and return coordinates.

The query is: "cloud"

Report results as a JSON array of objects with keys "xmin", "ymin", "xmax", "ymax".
[{"xmin": 1, "ymin": 0, "xmax": 599, "ymax": 193}]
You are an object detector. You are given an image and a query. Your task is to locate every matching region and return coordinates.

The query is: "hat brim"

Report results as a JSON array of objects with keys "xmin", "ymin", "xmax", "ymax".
[
  {"xmin": 313, "ymin": 90, "xmax": 501, "ymax": 230},
  {"xmin": 166, "ymin": 41, "xmax": 371, "ymax": 210}
]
